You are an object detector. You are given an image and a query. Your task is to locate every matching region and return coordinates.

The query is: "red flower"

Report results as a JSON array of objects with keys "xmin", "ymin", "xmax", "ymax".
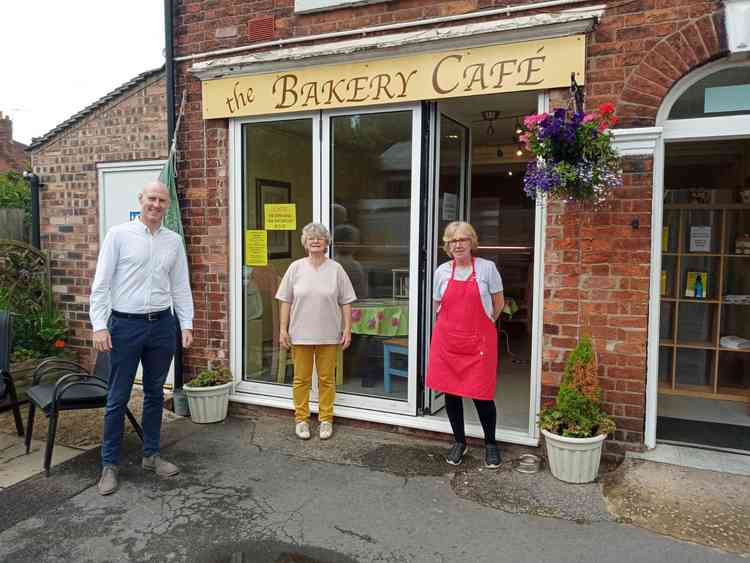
[
  {"xmin": 598, "ymin": 102, "xmax": 615, "ymax": 115},
  {"xmin": 54, "ymin": 339, "xmax": 65, "ymax": 349}
]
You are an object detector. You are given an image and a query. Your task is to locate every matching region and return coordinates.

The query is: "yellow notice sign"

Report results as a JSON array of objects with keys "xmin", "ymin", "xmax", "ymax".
[
  {"xmin": 245, "ymin": 230, "xmax": 268, "ymax": 266},
  {"xmin": 264, "ymin": 204, "xmax": 296, "ymax": 230}
]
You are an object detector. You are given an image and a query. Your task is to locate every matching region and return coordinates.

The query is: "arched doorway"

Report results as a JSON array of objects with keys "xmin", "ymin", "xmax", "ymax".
[{"xmin": 651, "ymin": 59, "xmax": 750, "ymax": 452}]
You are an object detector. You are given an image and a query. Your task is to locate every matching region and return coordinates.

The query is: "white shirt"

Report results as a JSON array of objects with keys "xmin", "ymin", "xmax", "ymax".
[
  {"xmin": 89, "ymin": 219, "xmax": 194, "ymax": 332},
  {"xmin": 433, "ymin": 257, "xmax": 503, "ymax": 320}
]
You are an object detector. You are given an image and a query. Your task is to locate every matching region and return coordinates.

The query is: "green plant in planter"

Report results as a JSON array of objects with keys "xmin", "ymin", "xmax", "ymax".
[
  {"xmin": 10, "ymin": 347, "xmax": 41, "ymax": 363},
  {"xmin": 189, "ymin": 362, "xmax": 232, "ymax": 387},
  {"xmin": 539, "ymin": 336, "xmax": 615, "ymax": 438}
]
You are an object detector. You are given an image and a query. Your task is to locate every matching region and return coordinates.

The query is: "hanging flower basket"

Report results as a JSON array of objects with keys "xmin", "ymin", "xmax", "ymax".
[{"xmin": 520, "ymin": 103, "xmax": 623, "ymax": 205}]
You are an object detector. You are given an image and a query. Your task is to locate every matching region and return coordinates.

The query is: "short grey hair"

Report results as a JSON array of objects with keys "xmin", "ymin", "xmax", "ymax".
[{"xmin": 300, "ymin": 222, "xmax": 330, "ymax": 247}]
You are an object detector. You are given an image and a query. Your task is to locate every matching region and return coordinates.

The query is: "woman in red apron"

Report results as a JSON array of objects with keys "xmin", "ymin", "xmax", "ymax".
[{"xmin": 427, "ymin": 222, "xmax": 505, "ymax": 468}]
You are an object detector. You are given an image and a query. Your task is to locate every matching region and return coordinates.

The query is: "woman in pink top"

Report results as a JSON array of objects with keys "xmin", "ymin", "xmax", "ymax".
[{"xmin": 276, "ymin": 223, "xmax": 357, "ymax": 440}]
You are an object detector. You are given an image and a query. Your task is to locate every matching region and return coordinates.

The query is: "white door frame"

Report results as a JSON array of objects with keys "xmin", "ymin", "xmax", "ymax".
[
  {"xmin": 643, "ymin": 57, "xmax": 750, "ymax": 448},
  {"xmin": 230, "ymin": 105, "xmax": 422, "ymax": 415},
  {"xmin": 229, "ymin": 112, "xmax": 322, "ymax": 400},
  {"xmin": 422, "ymin": 92, "xmax": 548, "ymax": 444},
  {"xmin": 321, "ymin": 103, "xmax": 422, "ymax": 416},
  {"xmin": 424, "ymin": 105, "xmax": 472, "ymax": 414}
]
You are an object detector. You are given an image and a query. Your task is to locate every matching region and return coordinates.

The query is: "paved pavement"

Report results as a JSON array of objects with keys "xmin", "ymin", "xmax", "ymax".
[{"xmin": 0, "ymin": 411, "xmax": 746, "ymax": 563}]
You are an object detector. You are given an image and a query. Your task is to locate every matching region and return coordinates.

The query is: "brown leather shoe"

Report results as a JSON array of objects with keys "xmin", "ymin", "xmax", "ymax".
[
  {"xmin": 97, "ymin": 466, "xmax": 119, "ymax": 496},
  {"xmin": 142, "ymin": 455, "xmax": 179, "ymax": 478}
]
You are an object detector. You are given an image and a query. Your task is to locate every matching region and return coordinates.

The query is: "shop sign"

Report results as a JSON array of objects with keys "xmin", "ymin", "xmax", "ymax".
[{"xmin": 202, "ymin": 35, "xmax": 585, "ymax": 119}]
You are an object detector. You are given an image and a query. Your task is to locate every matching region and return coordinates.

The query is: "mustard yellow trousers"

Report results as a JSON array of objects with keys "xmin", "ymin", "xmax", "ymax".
[{"xmin": 292, "ymin": 344, "xmax": 338, "ymax": 423}]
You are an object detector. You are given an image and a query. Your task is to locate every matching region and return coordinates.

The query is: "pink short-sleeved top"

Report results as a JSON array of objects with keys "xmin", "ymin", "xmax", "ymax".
[{"xmin": 275, "ymin": 258, "xmax": 357, "ymax": 345}]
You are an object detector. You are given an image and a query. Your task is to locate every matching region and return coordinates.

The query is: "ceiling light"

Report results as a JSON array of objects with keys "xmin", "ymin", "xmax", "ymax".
[
  {"xmin": 508, "ymin": 170, "xmax": 513, "ymax": 176},
  {"xmin": 516, "ymin": 148, "xmax": 523, "ymax": 157}
]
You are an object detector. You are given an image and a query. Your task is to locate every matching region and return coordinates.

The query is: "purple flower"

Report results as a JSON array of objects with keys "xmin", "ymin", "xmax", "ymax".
[{"xmin": 523, "ymin": 161, "xmax": 561, "ymax": 199}]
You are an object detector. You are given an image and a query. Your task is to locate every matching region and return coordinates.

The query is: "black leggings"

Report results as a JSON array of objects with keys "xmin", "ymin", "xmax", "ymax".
[{"xmin": 445, "ymin": 393, "xmax": 496, "ymax": 445}]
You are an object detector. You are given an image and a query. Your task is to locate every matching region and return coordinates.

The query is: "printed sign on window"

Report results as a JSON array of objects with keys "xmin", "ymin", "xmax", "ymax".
[
  {"xmin": 245, "ymin": 230, "xmax": 268, "ymax": 266},
  {"xmin": 264, "ymin": 203, "xmax": 297, "ymax": 230}
]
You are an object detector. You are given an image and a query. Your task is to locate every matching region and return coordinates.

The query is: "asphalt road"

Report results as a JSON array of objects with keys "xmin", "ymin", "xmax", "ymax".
[{"xmin": 0, "ymin": 416, "xmax": 744, "ymax": 563}]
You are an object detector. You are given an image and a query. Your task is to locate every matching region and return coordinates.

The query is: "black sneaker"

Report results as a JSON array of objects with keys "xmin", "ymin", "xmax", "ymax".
[
  {"xmin": 446, "ymin": 442, "xmax": 468, "ymax": 466},
  {"xmin": 485, "ymin": 444, "xmax": 501, "ymax": 469}
]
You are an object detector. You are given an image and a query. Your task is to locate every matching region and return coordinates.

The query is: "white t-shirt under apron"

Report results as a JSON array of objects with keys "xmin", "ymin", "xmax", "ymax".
[{"xmin": 433, "ymin": 257, "xmax": 503, "ymax": 321}]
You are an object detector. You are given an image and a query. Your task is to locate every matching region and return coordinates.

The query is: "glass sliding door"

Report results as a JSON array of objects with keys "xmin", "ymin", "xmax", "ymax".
[
  {"xmin": 425, "ymin": 111, "xmax": 471, "ymax": 414},
  {"xmin": 323, "ymin": 105, "xmax": 421, "ymax": 415},
  {"xmin": 235, "ymin": 115, "xmax": 318, "ymax": 396}
]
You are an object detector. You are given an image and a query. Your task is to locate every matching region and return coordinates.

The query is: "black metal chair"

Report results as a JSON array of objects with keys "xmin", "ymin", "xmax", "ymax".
[
  {"xmin": 25, "ymin": 351, "xmax": 144, "ymax": 476},
  {"xmin": 0, "ymin": 310, "xmax": 24, "ymax": 436}
]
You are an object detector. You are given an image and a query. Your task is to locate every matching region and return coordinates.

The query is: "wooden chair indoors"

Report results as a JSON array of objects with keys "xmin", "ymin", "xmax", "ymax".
[{"xmin": 25, "ymin": 352, "xmax": 143, "ymax": 476}]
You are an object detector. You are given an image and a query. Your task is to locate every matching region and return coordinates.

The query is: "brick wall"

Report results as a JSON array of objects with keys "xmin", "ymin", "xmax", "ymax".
[
  {"xmin": 29, "ymin": 77, "xmax": 168, "ymax": 362},
  {"xmin": 0, "ymin": 112, "xmax": 29, "ymax": 172},
  {"xmin": 174, "ymin": 0, "xmax": 730, "ymax": 444}
]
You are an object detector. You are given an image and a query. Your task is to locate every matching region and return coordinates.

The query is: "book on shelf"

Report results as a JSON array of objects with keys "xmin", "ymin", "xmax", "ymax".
[
  {"xmin": 685, "ymin": 271, "xmax": 708, "ymax": 298},
  {"xmin": 662, "ymin": 226, "xmax": 669, "ymax": 251},
  {"xmin": 661, "ymin": 271, "xmax": 667, "ymax": 296},
  {"xmin": 689, "ymin": 226, "xmax": 711, "ymax": 252}
]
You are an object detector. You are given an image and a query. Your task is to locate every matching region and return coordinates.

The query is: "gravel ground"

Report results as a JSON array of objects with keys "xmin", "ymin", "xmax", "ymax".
[
  {"xmin": 603, "ymin": 458, "xmax": 750, "ymax": 556},
  {"xmin": 0, "ymin": 389, "xmax": 179, "ymax": 449}
]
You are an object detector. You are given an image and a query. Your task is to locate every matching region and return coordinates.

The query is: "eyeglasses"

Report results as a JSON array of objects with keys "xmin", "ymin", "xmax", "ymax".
[
  {"xmin": 448, "ymin": 238, "xmax": 471, "ymax": 246},
  {"xmin": 307, "ymin": 237, "xmax": 327, "ymax": 242}
]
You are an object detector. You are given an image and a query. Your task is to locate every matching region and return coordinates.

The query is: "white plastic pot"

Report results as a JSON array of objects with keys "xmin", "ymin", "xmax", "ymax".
[
  {"xmin": 541, "ymin": 428, "xmax": 606, "ymax": 484},
  {"xmin": 183, "ymin": 381, "xmax": 232, "ymax": 424}
]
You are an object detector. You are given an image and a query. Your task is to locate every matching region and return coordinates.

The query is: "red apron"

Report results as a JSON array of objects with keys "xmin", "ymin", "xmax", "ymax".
[{"xmin": 426, "ymin": 259, "xmax": 498, "ymax": 400}]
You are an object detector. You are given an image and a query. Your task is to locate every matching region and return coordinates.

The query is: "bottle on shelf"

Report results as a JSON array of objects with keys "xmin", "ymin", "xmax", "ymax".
[{"xmin": 694, "ymin": 274, "xmax": 704, "ymax": 299}]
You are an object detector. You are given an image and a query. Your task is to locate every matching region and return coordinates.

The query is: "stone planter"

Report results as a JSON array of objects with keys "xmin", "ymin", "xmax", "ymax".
[
  {"xmin": 183, "ymin": 382, "xmax": 232, "ymax": 424},
  {"xmin": 541, "ymin": 429, "xmax": 606, "ymax": 484}
]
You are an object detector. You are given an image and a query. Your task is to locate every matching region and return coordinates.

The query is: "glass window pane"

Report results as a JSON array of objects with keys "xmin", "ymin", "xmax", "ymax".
[
  {"xmin": 669, "ymin": 67, "xmax": 750, "ymax": 119},
  {"xmin": 242, "ymin": 119, "xmax": 313, "ymax": 384},
  {"xmin": 330, "ymin": 111, "xmax": 413, "ymax": 401}
]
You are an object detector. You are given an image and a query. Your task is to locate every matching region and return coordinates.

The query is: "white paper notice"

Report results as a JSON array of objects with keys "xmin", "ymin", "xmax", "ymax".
[
  {"xmin": 442, "ymin": 193, "xmax": 458, "ymax": 221},
  {"xmin": 689, "ymin": 226, "xmax": 711, "ymax": 252}
]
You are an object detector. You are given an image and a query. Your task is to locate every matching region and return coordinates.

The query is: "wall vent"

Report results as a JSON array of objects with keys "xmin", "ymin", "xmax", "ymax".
[{"xmin": 248, "ymin": 16, "xmax": 275, "ymax": 42}]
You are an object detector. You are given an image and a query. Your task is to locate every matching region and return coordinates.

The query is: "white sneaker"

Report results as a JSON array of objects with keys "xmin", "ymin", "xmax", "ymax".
[
  {"xmin": 319, "ymin": 421, "xmax": 333, "ymax": 440},
  {"xmin": 295, "ymin": 421, "xmax": 311, "ymax": 440}
]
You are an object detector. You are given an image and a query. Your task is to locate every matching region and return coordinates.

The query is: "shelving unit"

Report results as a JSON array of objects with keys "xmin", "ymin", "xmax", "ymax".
[{"xmin": 659, "ymin": 202, "xmax": 750, "ymax": 402}]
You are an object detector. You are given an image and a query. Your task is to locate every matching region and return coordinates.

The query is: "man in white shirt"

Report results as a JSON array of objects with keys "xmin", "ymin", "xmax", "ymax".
[{"xmin": 90, "ymin": 181, "xmax": 194, "ymax": 495}]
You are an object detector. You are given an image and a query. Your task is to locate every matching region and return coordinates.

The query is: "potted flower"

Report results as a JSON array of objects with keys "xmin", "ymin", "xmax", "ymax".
[
  {"xmin": 539, "ymin": 336, "xmax": 615, "ymax": 483},
  {"xmin": 183, "ymin": 361, "xmax": 233, "ymax": 424},
  {"xmin": 521, "ymin": 103, "xmax": 623, "ymax": 205}
]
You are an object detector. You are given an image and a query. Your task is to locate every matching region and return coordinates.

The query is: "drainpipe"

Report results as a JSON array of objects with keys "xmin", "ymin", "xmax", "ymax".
[
  {"xmin": 23, "ymin": 171, "xmax": 41, "ymax": 249},
  {"xmin": 164, "ymin": 0, "xmax": 187, "ymax": 405},
  {"xmin": 165, "ymin": 0, "xmax": 176, "ymax": 143}
]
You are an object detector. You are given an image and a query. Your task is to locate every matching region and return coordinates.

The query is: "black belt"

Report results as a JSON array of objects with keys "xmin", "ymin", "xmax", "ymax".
[{"xmin": 111, "ymin": 308, "xmax": 172, "ymax": 321}]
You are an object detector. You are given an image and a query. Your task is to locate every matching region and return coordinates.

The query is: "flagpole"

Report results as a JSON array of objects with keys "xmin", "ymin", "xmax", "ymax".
[{"xmin": 165, "ymin": 91, "xmax": 187, "ymax": 408}]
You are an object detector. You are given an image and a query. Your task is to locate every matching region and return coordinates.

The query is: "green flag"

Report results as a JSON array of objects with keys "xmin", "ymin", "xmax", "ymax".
[{"xmin": 159, "ymin": 141, "xmax": 184, "ymax": 241}]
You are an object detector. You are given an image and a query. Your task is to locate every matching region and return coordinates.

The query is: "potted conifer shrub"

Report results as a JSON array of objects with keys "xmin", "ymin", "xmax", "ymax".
[
  {"xmin": 539, "ymin": 336, "xmax": 615, "ymax": 483},
  {"xmin": 183, "ymin": 362, "xmax": 233, "ymax": 424}
]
